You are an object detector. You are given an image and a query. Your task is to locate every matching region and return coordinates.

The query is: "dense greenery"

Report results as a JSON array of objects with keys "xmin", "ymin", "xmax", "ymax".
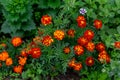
[{"xmin": 0, "ymin": 0, "xmax": 120, "ymax": 80}]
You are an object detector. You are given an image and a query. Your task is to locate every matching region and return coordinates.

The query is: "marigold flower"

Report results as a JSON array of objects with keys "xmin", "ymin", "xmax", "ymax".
[
  {"xmin": 63, "ymin": 47, "xmax": 71, "ymax": 54},
  {"xmin": 77, "ymin": 36, "xmax": 88, "ymax": 46},
  {"xmin": 33, "ymin": 36, "xmax": 41, "ymax": 44},
  {"xmin": 6, "ymin": 58, "xmax": 13, "ymax": 66},
  {"xmin": 77, "ymin": 20, "xmax": 87, "ymax": 28},
  {"xmin": 76, "ymin": 16, "xmax": 86, "ymax": 22},
  {"xmin": 83, "ymin": 30, "xmax": 94, "ymax": 41},
  {"xmin": 114, "ymin": 41, "xmax": 120, "ymax": 49},
  {"xmin": 29, "ymin": 48, "xmax": 42, "ymax": 58},
  {"xmin": 0, "ymin": 51, "xmax": 9, "ymax": 61},
  {"xmin": 21, "ymin": 49, "xmax": 28, "ymax": 57},
  {"xmin": 94, "ymin": 19, "xmax": 102, "ymax": 29},
  {"xmin": 11, "ymin": 37, "xmax": 22, "ymax": 47},
  {"xmin": 54, "ymin": 30, "xmax": 65, "ymax": 40},
  {"xmin": 42, "ymin": 35, "xmax": 54, "ymax": 46},
  {"xmin": 41, "ymin": 15, "xmax": 52, "ymax": 26},
  {"xmin": 18, "ymin": 57, "xmax": 27, "ymax": 66},
  {"xmin": 98, "ymin": 50, "xmax": 110, "ymax": 63},
  {"xmin": 85, "ymin": 56, "xmax": 94, "ymax": 66},
  {"xmin": 67, "ymin": 29, "xmax": 75, "ymax": 38},
  {"xmin": 96, "ymin": 42, "xmax": 106, "ymax": 52},
  {"xmin": 85, "ymin": 42, "xmax": 95, "ymax": 52},
  {"xmin": 73, "ymin": 62, "xmax": 82, "ymax": 71},
  {"xmin": 74, "ymin": 45, "xmax": 84, "ymax": 56},
  {"xmin": 29, "ymin": 41, "xmax": 37, "ymax": 48},
  {"xmin": 13, "ymin": 65, "xmax": 23, "ymax": 74},
  {"xmin": 68, "ymin": 58, "xmax": 76, "ymax": 67}
]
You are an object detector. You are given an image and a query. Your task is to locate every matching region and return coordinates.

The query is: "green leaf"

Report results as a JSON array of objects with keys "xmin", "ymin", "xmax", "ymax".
[
  {"xmin": 38, "ymin": 0, "xmax": 48, "ymax": 9},
  {"xmin": 48, "ymin": 0, "xmax": 61, "ymax": 9},
  {"xmin": 11, "ymin": 30, "xmax": 24, "ymax": 37},
  {"xmin": 96, "ymin": 0, "xmax": 108, "ymax": 4},
  {"xmin": 115, "ymin": 0, "xmax": 120, "ymax": 8},
  {"xmin": 1, "ymin": 21, "xmax": 11, "ymax": 33},
  {"xmin": 21, "ymin": 20, "xmax": 36, "ymax": 31},
  {"xmin": 117, "ymin": 26, "xmax": 120, "ymax": 34},
  {"xmin": 98, "ymin": 73, "xmax": 108, "ymax": 80}
]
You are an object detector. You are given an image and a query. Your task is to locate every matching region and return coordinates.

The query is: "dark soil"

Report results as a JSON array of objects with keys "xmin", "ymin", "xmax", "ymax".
[{"xmin": 52, "ymin": 69, "xmax": 81, "ymax": 80}]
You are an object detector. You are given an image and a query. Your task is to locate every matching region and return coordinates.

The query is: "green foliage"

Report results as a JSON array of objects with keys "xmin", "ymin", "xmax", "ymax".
[
  {"xmin": 81, "ymin": 71, "xmax": 110, "ymax": 80},
  {"xmin": 38, "ymin": 0, "xmax": 61, "ymax": 9},
  {"xmin": 0, "ymin": 0, "xmax": 35, "ymax": 37}
]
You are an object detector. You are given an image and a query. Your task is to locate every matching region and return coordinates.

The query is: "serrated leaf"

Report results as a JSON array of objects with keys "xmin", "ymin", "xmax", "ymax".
[
  {"xmin": 1, "ymin": 21, "xmax": 11, "ymax": 33},
  {"xmin": 21, "ymin": 20, "xmax": 36, "ymax": 31}
]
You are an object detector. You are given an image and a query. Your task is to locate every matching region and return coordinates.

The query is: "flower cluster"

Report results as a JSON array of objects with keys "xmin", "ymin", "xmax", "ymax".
[
  {"xmin": 76, "ymin": 16, "xmax": 86, "ymax": 28},
  {"xmin": 65, "ymin": 15, "xmax": 110, "ymax": 71},
  {"xmin": 0, "ymin": 51, "xmax": 13, "ymax": 67},
  {"xmin": 1, "ymin": 13, "xmax": 119, "ymax": 75}
]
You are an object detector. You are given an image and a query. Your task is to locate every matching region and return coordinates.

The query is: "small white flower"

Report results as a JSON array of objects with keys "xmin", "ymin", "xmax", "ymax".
[{"xmin": 79, "ymin": 8, "xmax": 87, "ymax": 15}]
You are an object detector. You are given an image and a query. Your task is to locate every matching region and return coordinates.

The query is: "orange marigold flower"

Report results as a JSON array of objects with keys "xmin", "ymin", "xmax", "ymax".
[
  {"xmin": 11, "ymin": 37, "xmax": 22, "ymax": 47},
  {"xmin": 77, "ymin": 20, "xmax": 87, "ymax": 28},
  {"xmin": 98, "ymin": 50, "xmax": 110, "ymax": 63},
  {"xmin": 21, "ymin": 49, "xmax": 28, "ymax": 57},
  {"xmin": 18, "ymin": 57, "xmax": 27, "ymax": 66},
  {"xmin": 42, "ymin": 35, "xmax": 54, "ymax": 46},
  {"xmin": 33, "ymin": 36, "xmax": 41, "ymax": 44},
  {"xmin": 6, "ymin": 58, "xmax": 13, "ymax": 66},
  {"xmin": 85, "ymin": 42, "xmax": 95, "ymax": 52},
  {"xmin": 96, "ymin": 42, "xmax": 106, "ymax": 52},
  {"xmin": 13, "ymin": 65, "xmax": 23, "ymax": 74},
  {"xmin": 63, "ymin": 47, "xmax": 71, "ymax": 54},
  {"xmin": 77, "ymin": 36, "xmax": 88, "ymax": 46},
  {"xmin": 85, "ymin": 56, "xmax": 94, "ymax": 66},
  {"xmin": 30, "ymin": 48, "xmax": 42, "ymax": 58},
  {"xmin": 54, "ymin": 30, "xmax": 65, "ymax": 40},
  {"xmin": 114, "ymin": 41, "xmax": 120, "ymax": 49},
  {"xmin": 68, "ymin": 58, "xmax": 76, "ymax": 68},
  {"xmin": 84, "ymin": 30, "xmax": 94, "ymax": 41},
  {"xmin": 76, "ymin": 16, "xmax": 86, "ymax": 22},
  {"xmin": 0, "ymin": 51, "xmax": 9, "ymax": 61},
  {"xmin": 73, "ymin": 62, "xmax": 82, "ymax": 71},
  {"xmin": 67, "ymin": 29, "xmax": 75, "ymax": 38},
  {"xmin": 74, "ymin": 45, "xmax": 84, "ymax": 56},
  {"xmin": 41, "ymin": 15, "xmax": 52, "ymax": 26},
  {"xmin": 94, "ymin": 19, "xmax": 102, "ymax": 29}
]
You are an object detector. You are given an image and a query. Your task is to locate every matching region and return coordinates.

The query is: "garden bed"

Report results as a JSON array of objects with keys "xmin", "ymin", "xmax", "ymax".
[{"xmin": 0, "ymin": 0, "xmax": 120, "ymax": 80}]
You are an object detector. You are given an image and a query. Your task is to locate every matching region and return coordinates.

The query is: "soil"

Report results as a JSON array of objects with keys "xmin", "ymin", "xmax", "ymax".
[{"xmin": 52, "ymin": 69, "xmax": 81, "ymax": 80}]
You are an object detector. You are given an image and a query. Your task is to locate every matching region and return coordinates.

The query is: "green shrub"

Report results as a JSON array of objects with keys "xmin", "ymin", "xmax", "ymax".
[{"xmin": 0, "ymin": 0, "xmax": 35, "ymax": 37}]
